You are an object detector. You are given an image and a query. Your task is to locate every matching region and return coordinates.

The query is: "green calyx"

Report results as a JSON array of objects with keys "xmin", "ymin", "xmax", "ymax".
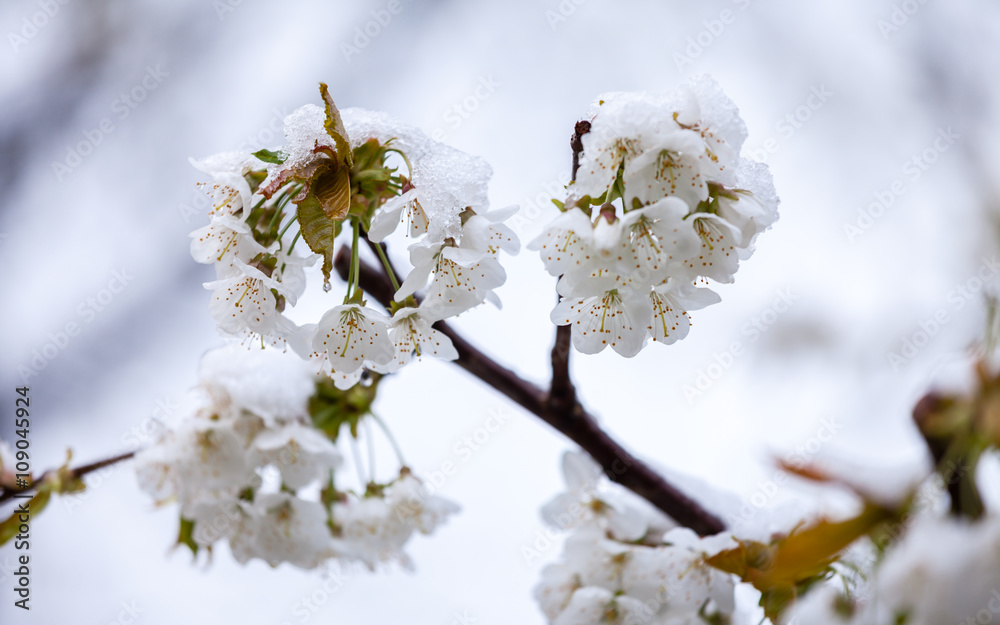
[{"xmin": 308, "ymin": 375, "xmax": 381, "ymax": 442}]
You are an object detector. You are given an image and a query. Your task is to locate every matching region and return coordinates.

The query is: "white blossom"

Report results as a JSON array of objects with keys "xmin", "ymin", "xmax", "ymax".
[
  {"xmin": 189, "ymin": 214, "xmax": 266, "ymax": 278},
  {"xmin": 619, "ymin": 198, "xmax": 697, "ymax": 283},
  {"xmin": 624, "ymin": 128, "xmax": 710, "ymax": 209},
  {"xmin": 311, "ymin": 304, "xmax": 394, "ymax": 375},
  {"xmin": 535, "ymin": 76, "xmax": 779, "ymax": 357},
  {"xmin": 535, "ymin": 451, "xmax": 737, "ymax": 625},
  {"xmin": 647, "ymin": 280, "xmax": 721, "ymax": 345},
  {"xmin": 551, "ymin": 586, "xmax": 617, "ymax": 625},
  {"xmin": 542, "ymin": 451, "xmax": 661, "ymax": 542},
  {"xmin": 529, "ymin": 209, "xmax": 636, "ymax": 285},
  {"xmin": 387, "ymin": 474, "xmax": 462, "ymax": 535},
  {"xmin": 540, "ymin": 536, "xmax": 736, "ymax": 624},
  {"xmin": 456, "ymin": 205, "xmax": 522, "ymax": 258},
  {"xmin": 720, "ymin": 159, "xmax": 780, "ymax": 249},
  {"xmin": 204, "ymin": 258, "xmax": 301, "ymax": 344},
  {"xmin": 551, "ymin": 281, "xmax": 651, "ymax": 357},
  {"xmin": 368, "ymin": 187, "xmax": 429, "ymax": 242},
  {"xmin": 865, "ymin": 516, "xmax": 1000, "ymax": 625},
  {"xmin": 536, "ymin": 525, "xmax": 736, "ymax": 625},
  {"xmin": 249, "ymin": 422, "xmax": 342, "ymax": 490},
  {"xmin": 189, "ymin": 151, "xmax": 258, "ymax": 218},
  {"xmin": 332, "ymin": 474, "xmax": 459, "ymax": 569},
  {"xmin": 536, "ymin": 563, "xmax": 582, "ymax": 622},
  {"xmin": 678, "ymin": 213, "xmax": 742, "ymax": 283},
  {"xmin": 371, "ymin": 307, "xmax": 459, "ymax": 373},
  {"xmin": 198, "ymin": 344, "xmax": 317, "ymax": 424},
  {"xmin": 397, "ymin": 239, "xmax": 508, "ymax": 321},
  {"xmin": 134, "ymin": 414, "xmax": 250, "ymax": 511},
  {"xmin": 251, "ymin": 493, "xmax": 337, "ymax": 569}
]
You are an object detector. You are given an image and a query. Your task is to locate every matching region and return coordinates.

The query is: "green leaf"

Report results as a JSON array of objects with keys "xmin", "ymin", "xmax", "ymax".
[
  {"xmin": 309, "ymin": 376, "xmax": 380, "ymax": 442},
  {"xmin": 565, "ymin": 188, "xmax": 607, "ymax": 215},
  {"xmin": 349, "ymin": 140, "xmax": 401, "ymax": 221},
  {"xmin": 319, "ymin": 82, "xmax": 353, "ymax": 168},
  {"xmin": 296, "ymin": 193, "xmax": 342, "ymax": 283},
  {"xmin": 252, "ymin": 149, "xmax": 288, "ymax": 165},
  {"xmin": 346, "ymin": 287, "xmax": 366, "ymax": 306},
  {"xmin": 353, "ymin": 168, "xmax": 391, "ymax": 184},
  {"xmin": 607, "ymin": 161, "xmax": 626, "ymax": 205},
  {"xmin": 352, "ymin": 138, "xmax": 385, "ymax": 171},
  {"xmin": 175, "ymin": 516, "xmax": 199, "ymax": 556},
  {"xmin": 244, "ymin": 170, "xmax": 268, "ymax": 195},
  {"xmin": 0, "ymin": 489, "xmax": 51, "ymax": 546}
]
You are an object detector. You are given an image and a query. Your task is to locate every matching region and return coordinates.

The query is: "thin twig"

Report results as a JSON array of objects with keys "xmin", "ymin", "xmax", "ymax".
[
  {"xmin": 570, "ymin": 120, "xmax": 591, "ymax": 184},
  {"xmin": 548, "ymin": 120, "xmax": 592, "ymax": 415},
  {"xmin": 0, "ymin": 450, "xmax": 136, "ymax": 505}
]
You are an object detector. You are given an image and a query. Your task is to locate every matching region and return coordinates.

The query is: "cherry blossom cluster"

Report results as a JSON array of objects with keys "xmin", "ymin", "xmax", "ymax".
[
  {"xmin": 189, "ymin": 85, "xmax": 519, "ymax": 390},
  {"xmin": 533, "ymin": 452, "xmax": 737, "ymax": 624},
  {"xmin": 190, "ymin": 150, "xmax": 311, "ymax": 347},
  {"xmin": 133, "ymin": 345, "xmax": 458, "ymax": 570},
  {"xmin": 530, "ymin": 76, "xmax": 779, "ymax": 357}
]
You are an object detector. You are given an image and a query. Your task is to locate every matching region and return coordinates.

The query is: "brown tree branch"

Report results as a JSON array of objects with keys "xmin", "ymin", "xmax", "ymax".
[
  {"xmin": 548, "ymin": 120, "xmax": 592, "ymax": 415},
  {"xmin": 0, "ymin": 450, "xmax": 136, "ymax": 505},
  {"xmin": 549, "ymin": 324, "xmax": 577, "ymax": 416},
  {"xmin": 570, "ymin": 120, "xmax": 591, "ymax": 182},
  {"xmin": 335, "ymin": 248, "xmax": 726, "ymax": 536}
]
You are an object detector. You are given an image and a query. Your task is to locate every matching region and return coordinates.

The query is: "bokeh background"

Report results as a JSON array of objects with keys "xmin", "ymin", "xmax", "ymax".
[{"xmin": 2, "ymin": 0, "xmax": 1000, "ymax": 622}]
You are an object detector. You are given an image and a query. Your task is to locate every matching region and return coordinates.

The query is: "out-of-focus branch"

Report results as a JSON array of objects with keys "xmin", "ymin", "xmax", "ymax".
[
  {"xmin": 0, "ymin": 450, "xmax": 136, "ymax": 505},
  {"xmin": 334, "ymin": 248, "xmax": 726, "ymax": 536},
  {"xmin": 913, "ymin": 392, "xmax": 985, "ymax": 519}
]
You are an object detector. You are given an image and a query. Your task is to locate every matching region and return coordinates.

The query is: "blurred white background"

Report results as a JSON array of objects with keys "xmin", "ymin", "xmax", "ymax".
[{"xmin": 2, "ymin": 0, "xmax": 1000, "ymax": 622}]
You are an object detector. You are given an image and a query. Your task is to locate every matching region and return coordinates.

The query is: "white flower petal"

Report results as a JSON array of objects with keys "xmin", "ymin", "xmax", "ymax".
[{"xmin": 313, "ymin": 304, "xmax": 393, "ymax": 374}]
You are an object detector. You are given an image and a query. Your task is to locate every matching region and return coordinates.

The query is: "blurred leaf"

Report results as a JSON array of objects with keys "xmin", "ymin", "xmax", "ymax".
[
  {"xmin": 706, "ymin": 504, "xmax": 893, "ymax": 622},
  {"xmin": 0, "ymin": 489, "xmax": 51, "ymax": 546},
  {"xmin": 175, "ymin": 516, "xmax": 198, "ymax": 556},
  {"xmin": 245, "ymin": 170, "xmax": 267, "ymax": 193},
  {"xmin": 309, "ymin": 376, "xmax": 381, "ymax": 442}
]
